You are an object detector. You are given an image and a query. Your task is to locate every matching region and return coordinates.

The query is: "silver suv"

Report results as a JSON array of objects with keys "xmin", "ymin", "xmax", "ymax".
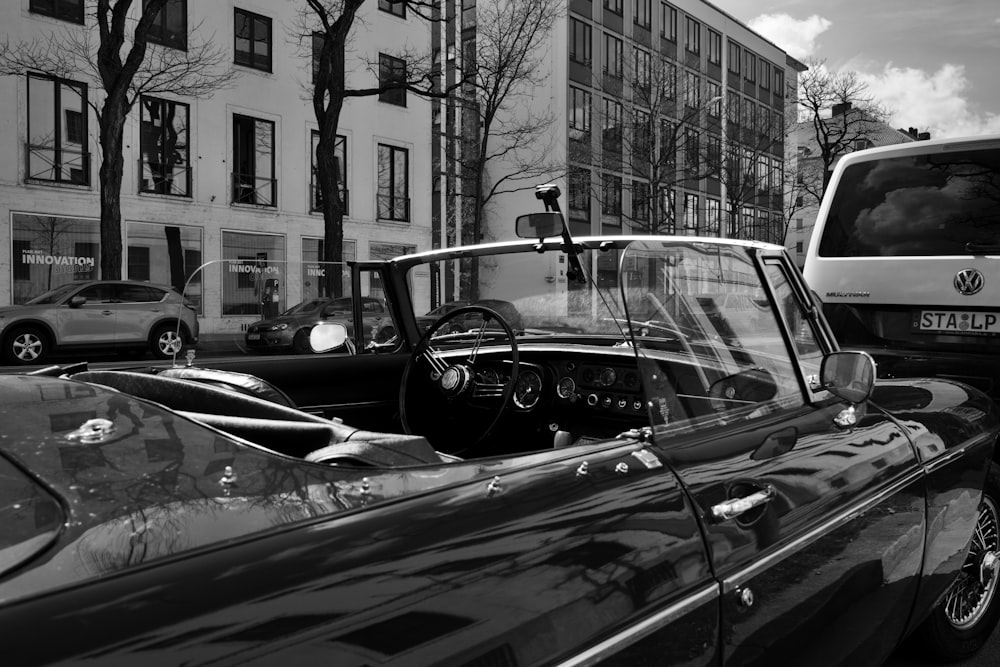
[{"xmin": 0, "ymin": 280, "xmax": 199, "ymax": 365}]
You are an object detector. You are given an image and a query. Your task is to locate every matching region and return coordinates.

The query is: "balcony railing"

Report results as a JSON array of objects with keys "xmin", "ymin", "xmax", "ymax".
[
  {"xmin": 25, "ymin": 144, "xmax": 90, "ymax": 185},
  {"xmin": 310, "ymin": 183, "xmax": 349, "ymax": 215},
  {"xmin": 139, "ymin": 160, "xmax": 192, "ymax": 197},
  {"xmin": 376, "ymin": 192, "xmax": 410, "ymax": 222},
  {"xmin": 231, "ymin": 173, "xmax": 277, "ymax": 207}
]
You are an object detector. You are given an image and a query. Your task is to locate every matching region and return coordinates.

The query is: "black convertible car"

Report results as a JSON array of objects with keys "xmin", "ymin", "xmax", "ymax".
[{"xmin": 1, "ymin": 187, "xmax": 998, "ymax": 666}]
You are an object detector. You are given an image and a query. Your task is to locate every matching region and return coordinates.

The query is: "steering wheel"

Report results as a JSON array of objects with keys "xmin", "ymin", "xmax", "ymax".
[{"xmin": 399, "ymin": 305, "xmax": 519, "ymax": 453}]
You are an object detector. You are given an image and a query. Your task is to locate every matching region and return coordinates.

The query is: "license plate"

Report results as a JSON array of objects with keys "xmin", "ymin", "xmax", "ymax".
[
  {"xmin": 914, "ymin": 311, "xmax": 1000, "ymax": 335},
  {"xmin": 247, "ymin": 333, "xmax": 261, "ymax": 340}
]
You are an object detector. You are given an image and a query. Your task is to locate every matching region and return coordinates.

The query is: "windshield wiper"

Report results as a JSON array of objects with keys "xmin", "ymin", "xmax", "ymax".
[{"xmin": 965, "ymin": 242, "xmax": 1000, "ymax": 254}]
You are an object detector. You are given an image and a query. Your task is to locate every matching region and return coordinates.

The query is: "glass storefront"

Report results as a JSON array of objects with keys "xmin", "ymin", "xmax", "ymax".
[
  {"xmin": 126, "ymin": 221, "xmax": 203, "ymax": 311},
  {"xmin": 221, "ymin": 231, "xmax": 286, "ymax": 317},
  {"xmin": 10, "ymin": 213, "xmax": 100, "ymax": 304}
]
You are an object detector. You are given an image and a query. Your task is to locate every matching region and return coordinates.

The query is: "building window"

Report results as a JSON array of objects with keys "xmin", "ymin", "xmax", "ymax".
[
  {"xmin": 634, "ymin": 109, "xmax": 651, "ymax": 158},
  {"xmin": 377, "ymin": 143, "xmax": 410, "ymax": 222},
  {"xmin": 759, "ymin": 59, "xmax": 771, "ymax": 89},
  {"xmin": 683, "ymin": 70, "xmax": 699, "ymax": 108},
  {"xmin": 139, "ymin": 96, "xmax": 190, "ymax": 196},
  {"xmin": 633, "ymin": 0, "xmax": 651, "ymax": 29},
  {"xmin": 147, "ymin": 0, "xmax": 186, "ymax": 50},
  {"xmin": 29, "ymin": 0, "xmax": 84, "ymax": 24},
  {"xmin": 706, "ymin": 197, "xmax": 720, "ymax": 235},
  {"xmin": 683, "ymin": 193, "xmax": 699, "ymax": 232},
  {"xmin": 602, "ymin": 98, "xmax": 622, "ymax": 156},
  {"xmin": 311, "ymin": 131, "xmax": 348, "ymax": 214},
  {"xmin": 569, "ymin": 87, "xmax": 591, "ymax": 143},
  {"xmin": 603, "ymin": 34, "xmax": 623, "ymax": 78},
  {"xmin": 659, "ymin": 118, "xmax": 676, "ymax": 170},
  {"xmin": 379, "ymin": 53, "xmax": 407, "ymax": 106},
  {"xmin": 221, "ymin": 232, "xmax": 286, "ymax": 316},
  {"xmin": 706, "ymin": 134, "xmax": 721, "ymax": 174},
  {"xmin": 570, "ymin": 18, "xmax": 592, "ymax": 66},
  {"xmin": 378, "ymin": 0, "xmax": 405, "ymax": 18},
  {"xmin": 707, "ymin": 81, "xmax": 721, "ymax": 117},
  {"xmin": 601, "ymin": 174, "xmax": 622, "ymax": 216},
  {"xmin": 569, "ymin": 168, "xmax": 591, "ymax": 218},
  {"xmin": 26, "ymin": 74, "xmax": 89, "ymax": 185},
  {"xmin": 796, "ymin": 241, "xmax": 803, "ymax": 253},
  {"xmin": 234, "ymin": 8, "xmax": 272, "ymax": 72},
  {"xmin": 684, "ymin": 127, "xmax": 699, "ymax": 176},
  {"xmin": 775, "ymin": 68, "xmax": 785, "ymax": 96},
  {"xmin": 795, "ymin": 218, "xmax": 803, "ymax": 231},
  {"xmin": 743, "ymin": 50, "xmax": 756, "ymax": 83},
  {"xmin": 727, "ymin": 40, "xmax": 741, "ymax": 75},
  {"xmin": 707, "ymin": 29, "xmax": 721, "ymax": 65},
  {"xmin": 727, "ymin": 90, "xmax": 740, "ymax": 128},
  {"xmin": 659, "ymin": 188, "xmax": 675, "ymax": 231},
  {"xmin": 604, "ymin": 0, "xmax": 623, "ymax": 16},
  {"xmin": 11, "ymin": 214, "xmax": 100, "ymax": 302},
  {"xmin": 632, "ymin": 180, "xmax": 650, "ymax": 222},
  {"xmin": 684, "ymin": 17, "xmax": 700, "ymax": 54},
  {"xmin": 231, "ymin": 114, "xmax": 275, "ymax": 206},
  {"xmin": 660, "ymin": 2, "xmax": 677, "ymax": 40},
  {"xmin": 634, "ymin": 48, "xmax": 651, "ymax": 98}
]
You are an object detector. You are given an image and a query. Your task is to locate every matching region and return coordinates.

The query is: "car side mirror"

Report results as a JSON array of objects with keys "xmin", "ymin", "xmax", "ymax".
[
  {"xmin": 821, "ymin": 351, "xmax": 876, "ymax": 403},
  {"xmin": 68, "ymin": 296, "xmax": 86, "ymax": 308},
  {"xmin": 309, "ymin": 323, "xmax": 350, "ymax": 353},
  {"xmin": 515, "ymin": 212, "xmax": 564, "ymax": 240}
]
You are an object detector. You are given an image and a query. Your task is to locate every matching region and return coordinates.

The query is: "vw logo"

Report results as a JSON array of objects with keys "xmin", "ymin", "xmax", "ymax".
[{"xmin": 954, "ymin": 268, "xmax": 984, "ymax": 296}]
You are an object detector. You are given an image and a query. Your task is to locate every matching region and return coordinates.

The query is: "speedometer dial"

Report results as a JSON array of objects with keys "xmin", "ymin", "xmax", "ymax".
[
  {"xmin": 514, "ymin": 369, "xmax": 543, "ymax": 409},
  {"xmin": 556, "ymin": 377, "xmax": 576, "ymax": 400}
]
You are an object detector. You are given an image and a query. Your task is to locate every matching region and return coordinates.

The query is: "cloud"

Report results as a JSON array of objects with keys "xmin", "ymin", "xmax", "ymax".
[
  {"xmin": 746, "ymin": 13, "xmax": 831, "ymax": 59},
  {"xmin": 858, "ymin": 64, "xmax": 1000, "ymax": 139}
]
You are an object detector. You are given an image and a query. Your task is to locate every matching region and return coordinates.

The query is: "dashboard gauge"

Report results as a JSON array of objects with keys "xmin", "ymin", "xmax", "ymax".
[
  {"xmin": 556, "ymin": 377, "xmax": 576, "ymax": 400},
  {"xmin": 598, "ymin": 367, "xmax": 617, "ymax": 387},
  {"xmin": 514, "ymin": 369, "xmax": 543, "ymax": 409},
  {"xmin": 477, "ymin": 368, "xmax": 501, "ymax": 385}
]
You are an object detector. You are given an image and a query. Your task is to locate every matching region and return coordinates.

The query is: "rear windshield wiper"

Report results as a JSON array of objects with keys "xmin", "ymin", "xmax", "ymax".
[{"xmin": 965, "ymin": 242, "xmax": 1000, "ymax": 254}]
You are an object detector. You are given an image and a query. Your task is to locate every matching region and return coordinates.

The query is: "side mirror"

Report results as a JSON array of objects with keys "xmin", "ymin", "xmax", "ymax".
[
  {"xmin": 821, "ymin": 351, "xmax": 876, "ymax": 403},
  {"xmin": 309, "ymin": 323, "xmax": 350, "ymax": 353},
  {"xmin": 68, "ymin": 296, "xmax": 86, "ymax": 308},
  {"xmin": 516, "ymin": 212, "xmax": 564, "ymax": 240}
]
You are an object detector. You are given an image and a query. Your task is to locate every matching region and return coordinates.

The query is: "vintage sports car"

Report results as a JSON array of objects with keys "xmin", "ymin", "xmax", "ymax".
[{"xmin": 1, "ymin": 186, "xmax": 999, "ymax": 666}]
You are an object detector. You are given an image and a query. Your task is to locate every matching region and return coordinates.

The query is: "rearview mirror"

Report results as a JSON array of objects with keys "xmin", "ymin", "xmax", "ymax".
[
  {"xmin": 821, "ymin": 351, "xmax": 876, "ymax": 403},
  {"xmin": 516, "ymin": 212, "xmax": 564, "ymax": 240},
  {"xmin": 309, "ymin": 323, "xmax": 350, "ymax": 353}
]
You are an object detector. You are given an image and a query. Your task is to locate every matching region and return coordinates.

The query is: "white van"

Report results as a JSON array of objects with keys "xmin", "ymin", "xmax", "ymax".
[{"xmin": 803, "ymin": 134, "xmax": 1000, "ymax": 400}]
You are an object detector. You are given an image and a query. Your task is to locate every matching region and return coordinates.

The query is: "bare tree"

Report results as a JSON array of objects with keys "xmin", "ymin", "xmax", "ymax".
[
  {"xmin": 798, "ymin": 59, "xmax": 891, "ymax": 197},
  {"xmin": 300, "ymin": 0, "xmax": 461, "ymax": 296},
  {"xmin": 0, "ymin": 0, "xmax": 237, "ymax": 279},
  {"xmin": 449, "ymin": 0, "xmax": 561, "ymax": 247}
]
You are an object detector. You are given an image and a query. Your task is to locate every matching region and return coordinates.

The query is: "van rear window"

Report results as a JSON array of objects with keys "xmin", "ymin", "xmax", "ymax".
[{"xmin": 818, "ymin": 147, "xmax": 1000, "ymax": 257}]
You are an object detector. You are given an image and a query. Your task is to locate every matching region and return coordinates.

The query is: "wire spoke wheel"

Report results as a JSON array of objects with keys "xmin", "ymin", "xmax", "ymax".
[{"xmin": 944, "ymin": 495, "xmax": 1000, "ymax": 630}]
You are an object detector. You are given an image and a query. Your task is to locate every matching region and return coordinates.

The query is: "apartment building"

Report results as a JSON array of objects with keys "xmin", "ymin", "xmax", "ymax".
[
  {"xmin": 433, "ymin": 0, "xmax": 806, "ymax": 305},
  {"xmin": 0, "ymin": 0, "xmax": 433, "ymax": 335}
]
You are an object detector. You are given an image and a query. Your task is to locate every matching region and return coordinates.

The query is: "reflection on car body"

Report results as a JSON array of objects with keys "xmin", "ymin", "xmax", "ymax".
[{"xmin": 1, "ymin": 186, "xmax": 998, "ymax": 666}]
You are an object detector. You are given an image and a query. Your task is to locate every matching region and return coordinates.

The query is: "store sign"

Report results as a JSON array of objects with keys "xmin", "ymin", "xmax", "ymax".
[{"xmin": 19, "ymin": 249, "xmax": 96, "ymax": 273}]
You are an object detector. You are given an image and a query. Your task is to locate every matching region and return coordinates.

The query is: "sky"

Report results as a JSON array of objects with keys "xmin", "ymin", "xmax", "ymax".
[{"xmin": 709, "ymin": 0, "xmax": 1000, "ymax": 139}]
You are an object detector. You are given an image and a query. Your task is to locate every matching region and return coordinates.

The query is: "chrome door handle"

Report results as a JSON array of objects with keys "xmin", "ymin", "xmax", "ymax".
[{"xmin": 711, "ymin": 485, "xmax": 775, "ymax": 522}]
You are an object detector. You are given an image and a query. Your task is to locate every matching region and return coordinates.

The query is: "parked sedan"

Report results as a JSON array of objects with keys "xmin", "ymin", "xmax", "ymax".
[
  {"xmin": 0, "ymin": 279, "xmax": 198, "ymax": 364},
  {"xmin": 415, "ymin": 299, "xmax": 523, "ymax": 334},
  {"xmin": 244, "ymin": 295, "xmax": 395, "ymax": 353},
  {"xmin": 2, "ymin": 191, "xmax": 998, "ymax": 666}
]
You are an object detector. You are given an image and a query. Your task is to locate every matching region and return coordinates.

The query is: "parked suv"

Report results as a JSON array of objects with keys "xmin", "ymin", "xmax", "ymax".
[
  {"xmin": 803, "ymin": 134, "xmax": 1000, "ymax": 400},
  {"xmin": 244, "ymin": 296, "xmax": 395, "ymax": 353},
  {"xmin": 0, "ymin": 280, "xmax": 199, "ymax": 365}
]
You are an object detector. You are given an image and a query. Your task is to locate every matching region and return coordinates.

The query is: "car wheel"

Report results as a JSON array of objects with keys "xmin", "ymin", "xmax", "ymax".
[
  {"xmin": 920, "ymin": 461, "xmax": 1000, "ymax": 660},
  {"xmin": 292, "ymin": 329, "xmax": 312, "ymax": 354},
  {"xmin": 6, "ymin": 326, "xmax": 49, "ymax": 365},
  {"xmin": 150, "ymin": 324, "xmax": 185, "ymax": 359}
]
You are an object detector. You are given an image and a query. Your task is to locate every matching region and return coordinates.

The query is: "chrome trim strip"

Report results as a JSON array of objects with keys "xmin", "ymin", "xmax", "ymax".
[
  {"xmin": 924, "ymin": 444, "xmax": 969, "ymax": 475},
  {"xmin": 722, "ymin": 467, "xmax": 925, "ymax": 593},
  {"xmin": 556, "ymin": 584, "xmax": 719, "ymax": 667}
]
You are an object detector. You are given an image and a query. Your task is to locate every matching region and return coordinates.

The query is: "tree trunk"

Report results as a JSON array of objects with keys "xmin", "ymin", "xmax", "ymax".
[{"xmin": 98, "ymin": 103, "xmax": 126, "ymax": 280}]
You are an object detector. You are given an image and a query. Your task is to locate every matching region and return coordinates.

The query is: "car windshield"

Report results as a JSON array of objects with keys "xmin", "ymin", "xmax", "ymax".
[{"xmin": 24, "ymin": 283, "xmax": 79, "ymax": 305}]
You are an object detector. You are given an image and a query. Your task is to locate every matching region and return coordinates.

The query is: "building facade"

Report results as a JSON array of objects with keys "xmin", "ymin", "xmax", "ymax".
[{"xmin": 0, "ymin": 0, "xmax": 433, "ymax": 335}]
